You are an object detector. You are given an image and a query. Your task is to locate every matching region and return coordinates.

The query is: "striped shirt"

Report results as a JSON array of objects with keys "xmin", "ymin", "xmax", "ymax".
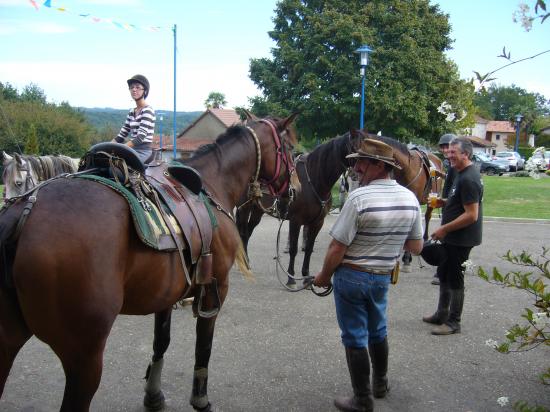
[
  {"xmin": 330, "ymin": 179, "xmax": 423, "ymax": 272},
  {"xmin": 115, "ymin": 105, "xmax": 155, "ymax": 146}
]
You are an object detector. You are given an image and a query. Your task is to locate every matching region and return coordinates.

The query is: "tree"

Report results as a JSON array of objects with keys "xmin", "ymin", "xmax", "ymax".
[
  {"xmin": 20, "ymin": 83, "xmax": 47, "ymax": 104},
  {"xmin": 474, "ymin": 84, "xmax": 550, "ymax": 135},
  {"xmin": 24, "ymin": 123, "xmax": 40, "ymax": 154},
  {"xmin": 248, "ymin": 0, "xmax": 473, "ymax": 143},
  {"xmin": 0, "ymin": 82, "xmax": 19, "ymax": 101},
  {"xmin": 204, "ymin": 92, "xmax": 227, "ymax": 109}
]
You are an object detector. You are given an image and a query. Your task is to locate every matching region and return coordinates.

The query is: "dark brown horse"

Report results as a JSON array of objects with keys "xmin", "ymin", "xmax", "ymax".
[
  {"xmin": 0, "ymin": 115, "xmax": 298, "ymax": 411},
  {"xmin": 365, "ymin": 134, "xmax": 444, "ymax": 270},
  {"xmin": 236, "ymin": 130, "xmax": 364, "ymax": 285}
]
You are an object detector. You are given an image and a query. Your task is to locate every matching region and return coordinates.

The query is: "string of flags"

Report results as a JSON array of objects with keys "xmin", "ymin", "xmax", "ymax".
[{"xmin": 28, "ymin": 0, "xmax": 166, "ymax": 32}]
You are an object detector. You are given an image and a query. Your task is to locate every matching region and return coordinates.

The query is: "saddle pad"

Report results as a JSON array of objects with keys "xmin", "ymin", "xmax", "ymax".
[{"xmin": 74, "ymin": 174, "xmax": 178, "ymax": 251}]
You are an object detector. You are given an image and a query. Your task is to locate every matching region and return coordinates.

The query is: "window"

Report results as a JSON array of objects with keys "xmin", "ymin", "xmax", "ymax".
[{"xmin": 495, "ymin": 134, "xmax": 500, "ymax": 140}]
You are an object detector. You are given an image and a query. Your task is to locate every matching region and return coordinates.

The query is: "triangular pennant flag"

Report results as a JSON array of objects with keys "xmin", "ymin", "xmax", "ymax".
[
  {"xmin": 29, "ymin": 0, "xmax": 39, "ymax": 10},
  {"xmin": 43, "ymin": 0, "xmax": 51, "ymax": 7}
]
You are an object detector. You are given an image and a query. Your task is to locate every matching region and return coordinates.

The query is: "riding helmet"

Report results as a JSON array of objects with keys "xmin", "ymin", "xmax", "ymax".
[
  {"xmin": 420, "ymin": 239, "xmax": 448, "ymax": 266},
  {"xmin": 127, "ymin": 74, "xmax": 150, "ymax": 98},
  {"xmin": 438, "ymin": 133, "xmax": 457, "ymax": 146}
]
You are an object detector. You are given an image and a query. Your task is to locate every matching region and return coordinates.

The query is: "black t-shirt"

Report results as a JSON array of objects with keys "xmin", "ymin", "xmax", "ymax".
[
  {"xmin": 441, "ymin": 164, "xmax": 483, "ymax": 247},
  {"xmin": 442, "ymin": 166, "xmax": 456, "ymax": 199}
]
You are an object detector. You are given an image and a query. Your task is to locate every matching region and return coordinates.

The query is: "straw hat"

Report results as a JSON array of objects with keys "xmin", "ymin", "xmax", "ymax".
[{"xmin": 346, "ymin": 139, "xmax": 402, "ymax": 170}]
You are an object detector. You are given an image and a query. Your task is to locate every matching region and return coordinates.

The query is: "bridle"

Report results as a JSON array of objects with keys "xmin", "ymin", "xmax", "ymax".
[{"xmin": 244, "ymin": 119, "xmax": 295, "ymax": 211}]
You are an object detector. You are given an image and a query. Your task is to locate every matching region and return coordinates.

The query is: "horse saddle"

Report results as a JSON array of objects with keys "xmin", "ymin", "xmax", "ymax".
[
  {"xmin": 80, "ymin": 142, "xmax": 146, "ymax": 174},
  {"xmin": 78, "ymin": 146, "xmax": 219, "ymax": 318}
]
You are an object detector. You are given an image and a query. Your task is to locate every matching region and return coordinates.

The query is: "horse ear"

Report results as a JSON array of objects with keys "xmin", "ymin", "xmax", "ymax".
[
  {"xmin": 2, "ymin": 151, "xmax": 12, "ymax": 161},
  {"xmin": 14, "ymin": 153, "xmax": 23, "ymax": 165},
  {"xmin": 281, "ymin": 112, "xmax": 299, "ymax": 129},
  {"xmin": 243, "ymin": 109, "xmax": 259, "ymax": 121}
]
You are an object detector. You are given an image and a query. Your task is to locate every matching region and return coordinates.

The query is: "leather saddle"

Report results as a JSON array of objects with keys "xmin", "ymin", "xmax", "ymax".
[{"xmin": 79, "ymin": 143, "xmax": 220, "ymax": 318}]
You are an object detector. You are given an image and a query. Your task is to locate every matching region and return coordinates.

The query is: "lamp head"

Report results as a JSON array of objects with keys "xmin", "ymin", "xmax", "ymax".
[{"xmin": 355, "ymin": 44, "xmax": 373, "ymax": 66}]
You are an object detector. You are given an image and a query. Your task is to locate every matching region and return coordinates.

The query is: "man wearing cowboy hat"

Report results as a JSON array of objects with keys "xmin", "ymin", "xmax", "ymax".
[{"xmin": 314, "ymin": 138, "xmax": 424, "ymax": 412}]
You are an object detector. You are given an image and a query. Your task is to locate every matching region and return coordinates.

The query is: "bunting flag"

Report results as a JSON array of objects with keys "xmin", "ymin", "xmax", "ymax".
[{"xmin": 30, "ymin": 0, "xmax": 167, "ymax": 32}]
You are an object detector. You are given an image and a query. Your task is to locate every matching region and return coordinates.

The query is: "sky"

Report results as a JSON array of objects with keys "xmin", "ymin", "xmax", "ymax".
[{"xmin": 0, "ymin": 0, "xmax": 549, "ymax": 113}]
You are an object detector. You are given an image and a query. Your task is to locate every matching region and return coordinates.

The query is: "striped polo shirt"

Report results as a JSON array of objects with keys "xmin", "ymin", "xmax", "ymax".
[
  {"xmin": 115, "ymin": 105, "xmax": 155, "ymax": 146},
  {"xmin": 330, "ymin": 179, "xmax": 423, "ymax": 273}
]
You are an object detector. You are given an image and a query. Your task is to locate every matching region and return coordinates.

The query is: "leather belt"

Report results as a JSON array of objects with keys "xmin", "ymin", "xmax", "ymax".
[{"xmin": 340, "ymin": 263, "xmax": 392, "ymax": 276}]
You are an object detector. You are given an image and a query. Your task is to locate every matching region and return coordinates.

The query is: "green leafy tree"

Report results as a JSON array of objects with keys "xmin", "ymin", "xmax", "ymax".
[
  {"xmin": 20, "ymin": 83, "xmax": 47, "ymax": 104},
  {"xmin": 0, "ymin": 81, "xmax": 19, "ymax": 101},
  {"xmin": 248, "ymin": 0, "xmax": 473, "ymax": 143},
  {"xmin": 0, "ymin": 83, "xmax": 96, "ymax": 157},
  {"xmin": 474, "ymin": 84, "xmax": 550, "ymax": 135},
  {"xmin": 477, "ymin": 248, "xmax": 550, "ymax": 412},
  {"xmin": 204, "ymin": 92, "xmax": 227, "ymax": 109},
  {"xmin": 24, "ymin": 123, "xmax": 40, "ymax": 154}
]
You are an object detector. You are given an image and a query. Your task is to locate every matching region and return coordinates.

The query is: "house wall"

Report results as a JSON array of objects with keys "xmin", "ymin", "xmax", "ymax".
[
  {"xmin": 471, "ymin": 123, "xmax": 487, "ymax": 140},
  {"xmin": 184, "ymin": 116, "xmax": 225, "ymax": 140},
  {"xmin": 488, "ymin": 132, "xmax": 513, "ymax": 153}
]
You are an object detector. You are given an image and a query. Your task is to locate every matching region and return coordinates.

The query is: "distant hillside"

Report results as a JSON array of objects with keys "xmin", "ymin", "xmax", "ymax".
[{"xmin": 79, "ymin": 107, "xmax": 202, "ymax": 134}]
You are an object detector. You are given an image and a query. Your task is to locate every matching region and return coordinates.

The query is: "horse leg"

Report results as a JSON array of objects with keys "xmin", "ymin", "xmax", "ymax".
[
  {"xmin": 301, "ymin": 226, "xmax": 308, "ymax": 252},
  {"xmin": 285, "ymin": 222, "xmax": 301, "ymax": 287},
  {"xmin": 53, "ymin": 334, "xmax": 108, "ymax": 412},
  {"xmin": 0, "ymin": 288, "xmax": 32, "ymax": 398},
  {"xmin": 235, "ymin": 206, "xmax": 252, "ymax": 254},
  {"xmin": 424, "ymin": 207, "xmax": 433, "ymax": 241},
  {"xmin": 143, "ymin": 309, "xmax": 172, "ymax": 411},
  {"xmin": 301, "ymin": 222, "xmax": 322, "ymax": 279},
  {"xmin": 190, "ymin": 316, "xmax": 217, "ymax": 412},
  {"xmin": 246, "ymin": 205, "xmax": 264, "ymax": 252}
]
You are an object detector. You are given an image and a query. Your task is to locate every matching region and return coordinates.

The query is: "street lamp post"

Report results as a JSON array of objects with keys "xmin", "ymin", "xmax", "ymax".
[
  {"xmin": 514, "ymin": 114, "xmax": 523, "ymax": 153},
  {"xmin": 158, "ymin": 112, "xmax": 164, "ymax": 149},
  {"xmin": 354, "ymin": 44, "xmax": 373, "ymax": 130}
]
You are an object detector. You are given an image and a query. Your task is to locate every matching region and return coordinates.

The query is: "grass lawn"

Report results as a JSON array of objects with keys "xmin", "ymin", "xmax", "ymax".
[
  {"xmin": 331, "ymin": 174, "xmax": 550, "ymax": 220},
  {"xmin": 481, "ymin": 175, "xmax": 550, "ymax": 219}
]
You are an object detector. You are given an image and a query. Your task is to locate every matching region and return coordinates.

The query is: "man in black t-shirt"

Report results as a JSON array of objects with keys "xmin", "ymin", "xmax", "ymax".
[{"xmin": 423, "ymin": 137, "xmax": 483, "ymax": 335}]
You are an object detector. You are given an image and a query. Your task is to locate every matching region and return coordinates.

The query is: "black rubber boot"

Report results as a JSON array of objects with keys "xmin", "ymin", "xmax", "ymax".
[
  {"xmin": 432, "ymin": 288, "xmax": 464, "ymax": 335},
  {"xmin": 334, "ymin": 347, "xmax": 374, "ymax": 412},
  {"xmin": 422, "ymin": 283, "xmax": 451, "ymax": 325},
  {"xmin": 369, "ymin": 337, "xmax": 389, "ymax": 398}
]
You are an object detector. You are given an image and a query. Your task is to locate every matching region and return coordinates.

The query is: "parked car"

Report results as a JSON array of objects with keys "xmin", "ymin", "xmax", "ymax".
[
  {"xmin": 528, "ymin": 152, "xmax": 548, "ymax": 171},
  {"xmin": 494, "ymin": 151, "xmax": 525, "ymax": 171},
  {"xmin": 472, "ymin": 152, "xmax": 508, "ymax": 176}
]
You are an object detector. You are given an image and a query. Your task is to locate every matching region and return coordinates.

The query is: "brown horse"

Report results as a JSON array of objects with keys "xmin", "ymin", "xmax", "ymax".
[
  {"xmin": 236, "ymin": 129, "xmax": 364, "ymax": 285},
  {"xmin": 0, "ymin": 115, "xmax": 298, "ymax": 411},
  {"xmin": 366, "ymin": 134, "xmax": 444, "ymax": 270}
]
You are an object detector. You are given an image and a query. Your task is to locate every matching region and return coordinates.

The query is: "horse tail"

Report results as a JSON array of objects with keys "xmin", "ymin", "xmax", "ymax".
[{"xmin": 234, "ymin": 237, "xmax": 255, "ymax": 281}]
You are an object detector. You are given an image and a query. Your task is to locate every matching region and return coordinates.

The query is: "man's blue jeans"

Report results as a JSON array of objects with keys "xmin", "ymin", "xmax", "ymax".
[{"xmin": 333, "ymin": 266, "xmax": 390, "ymax": 348}]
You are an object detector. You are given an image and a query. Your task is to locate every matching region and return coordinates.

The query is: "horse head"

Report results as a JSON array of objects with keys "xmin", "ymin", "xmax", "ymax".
[
  {"xmin": 247, "ymin": 113, "xmax": 299, "ymax": 197},
  {"xmin": 2, "ymin": 153, "xmax": 37, "ymax": 199}
]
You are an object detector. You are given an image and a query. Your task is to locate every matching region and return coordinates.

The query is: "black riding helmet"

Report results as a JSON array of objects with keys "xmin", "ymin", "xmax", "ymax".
[
  {"xmin": 127, "ymin": 74, "xmax": 150, "ymax": 98},
  {"xmin": 420, "ymin": 239, "xmax": 448, "ymax": 266},
  {"xmin": 438, "ymin": 133, "xmax": 457, "ymax": 146}
]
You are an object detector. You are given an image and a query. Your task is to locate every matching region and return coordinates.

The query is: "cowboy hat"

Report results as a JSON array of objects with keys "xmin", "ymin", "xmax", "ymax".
[{"xmin": 346, "ymin": 139, "xmax": 402, "ymax": 169}]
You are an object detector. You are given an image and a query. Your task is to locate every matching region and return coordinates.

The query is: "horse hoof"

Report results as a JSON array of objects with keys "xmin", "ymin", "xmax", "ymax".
[
  {"xmin": 286, "ymin": 279, "xmax": 296, "ymax": 288},
  {"xmin": 144, "ymin": 390, "xmax": 166, "ymax": 411},
  {"xmin": 401, "ymin": 264, "xmax": 412, "ymax": 273},
  {"xmin": 193, "ymin": 401, "xmax": 213, "ymax": 412}
]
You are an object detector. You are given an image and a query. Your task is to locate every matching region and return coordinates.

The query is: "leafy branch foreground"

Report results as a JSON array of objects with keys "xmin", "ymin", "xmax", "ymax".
[{"xmin": 477, "ymin": 248, "xmax": 549, "ymax": 412}]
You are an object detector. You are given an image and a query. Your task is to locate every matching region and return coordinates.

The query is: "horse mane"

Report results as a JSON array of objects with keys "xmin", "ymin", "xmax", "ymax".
[
  {"xmin": 309, "ymin": 132, "xmax": 351, "ymax": 164},
  {"xmin": 190, "ymin": 125, "xmax": 249, "ymax": 161},
  {"xmin": 27, "ymin": 155, "xmax": 77, "ymax": 180},
  {"xmin": 367, "ymin": 133, "xmax": 410, "ymax": 156}
]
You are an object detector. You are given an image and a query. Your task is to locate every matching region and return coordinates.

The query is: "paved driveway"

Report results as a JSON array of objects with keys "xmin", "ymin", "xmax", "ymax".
[{"xmin": 1, "ymin": 215, "xmax": 548, "ymax": 411}]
